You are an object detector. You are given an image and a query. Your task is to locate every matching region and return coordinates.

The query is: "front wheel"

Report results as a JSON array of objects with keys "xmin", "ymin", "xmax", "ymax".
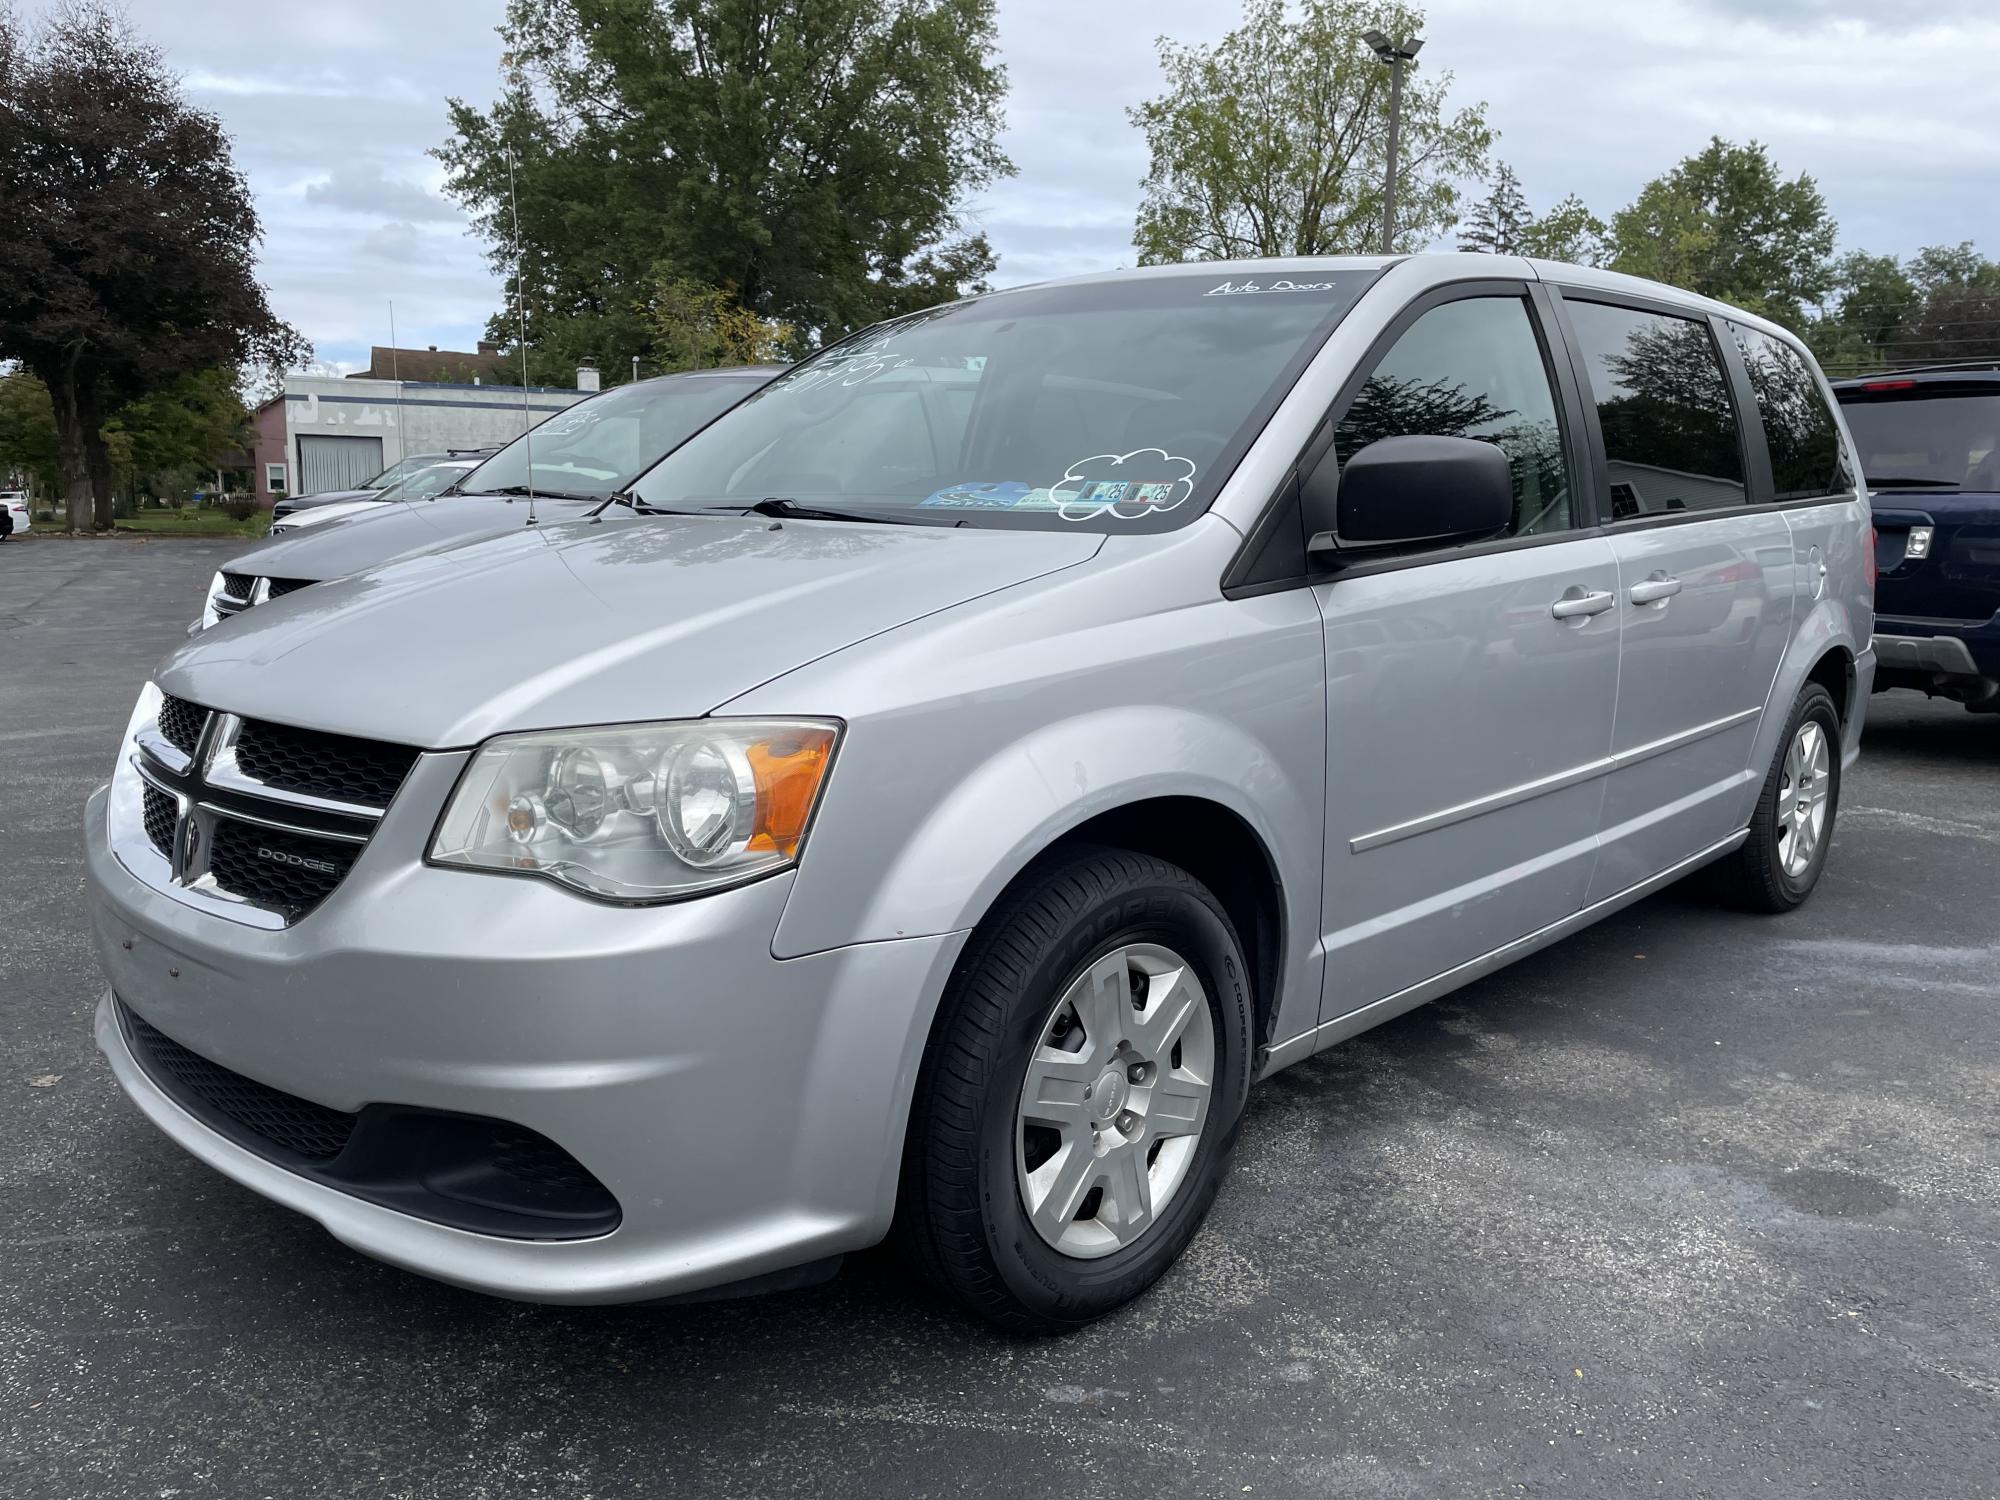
[
  {"xmin": 1714, "ymin": 682, "xmax": 1842, "ymax": 912},
  {"xmin": 894, "ymin": 847, "xmax": 1254, "ymax": 1332}
]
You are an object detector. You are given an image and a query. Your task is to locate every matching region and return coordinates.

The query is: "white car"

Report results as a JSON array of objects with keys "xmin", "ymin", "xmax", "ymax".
[
  {"xmin": 0, "ymin": 491, "xmax": 30, "ymax": 540},
  {"xmin": 268, "ymin": 498, "xmax": 379, "ymax": 535}
]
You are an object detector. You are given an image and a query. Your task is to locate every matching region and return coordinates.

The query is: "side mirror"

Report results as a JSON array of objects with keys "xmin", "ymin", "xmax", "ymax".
[{"xmin": 1302, "ymin": 434, "xmax": 1513, "ymax": 555}]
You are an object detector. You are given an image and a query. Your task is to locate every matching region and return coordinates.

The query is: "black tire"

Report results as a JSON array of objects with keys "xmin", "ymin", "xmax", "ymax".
[
  {"xmin": 894, "ymin": 846, "xmax": 1255, "ymax": 1332},
  {"xmin": 1714, "ymin": 682, "xmax": 1842, "ymax": 913}
]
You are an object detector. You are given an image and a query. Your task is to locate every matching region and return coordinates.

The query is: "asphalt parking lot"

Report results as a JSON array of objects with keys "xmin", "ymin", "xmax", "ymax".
[{"xmin": 4, "ymin": 536, "xmax": 1997, "ymax": 1499}]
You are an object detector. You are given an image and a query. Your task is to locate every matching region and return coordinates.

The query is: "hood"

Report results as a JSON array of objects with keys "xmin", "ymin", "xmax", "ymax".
[
  {"xmin": 230, "ymin": 495, "xmax": 598, "ymax": 582},
  {"xmin": 160, "ymin": 515, "xmax": 1103, "ymax": 747},
  {"xmin": 283, "ymin": 488, "xmax": 376, "ymax": 509}
]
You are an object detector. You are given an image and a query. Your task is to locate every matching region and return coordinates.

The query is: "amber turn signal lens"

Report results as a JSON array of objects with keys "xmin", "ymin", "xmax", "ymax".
[{"xmin": 745, "ymin": 729, "xmax": 837, "ymax": 856}]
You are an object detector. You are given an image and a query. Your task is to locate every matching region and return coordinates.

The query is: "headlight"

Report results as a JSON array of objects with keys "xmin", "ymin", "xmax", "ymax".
[
  {"xmin": 198, "ymin": 571, "xmax": 229, "ymax": 631},
  {"xmin": 428, "ymin": 719, "xmax": 840, "ymax": 903}
]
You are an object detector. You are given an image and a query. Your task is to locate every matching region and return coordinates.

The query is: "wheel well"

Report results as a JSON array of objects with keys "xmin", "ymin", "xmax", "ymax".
[
  {"xmin": 1044, "ymin": 798, "xmax": 1285, "ymax": 1053},
  {"xmin": 1806, "ymin": 646, "xmax": 1856, "ymax": 725}
]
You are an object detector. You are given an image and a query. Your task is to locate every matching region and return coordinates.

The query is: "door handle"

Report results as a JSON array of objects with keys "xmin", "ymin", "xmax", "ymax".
[
  {"xmin": 1551, "ymin": 587, "xmax": 1616, "ymax": 621},
  {"xmin": 1628, "ymin": 573, "xmax": 1683, "ymax": 606}
]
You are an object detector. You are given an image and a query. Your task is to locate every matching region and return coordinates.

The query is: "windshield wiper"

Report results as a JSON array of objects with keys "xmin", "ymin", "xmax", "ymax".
[
  {"xmin": 728, "ymin": 496, "xmax": 916, "ymax": 524},
  {"xmin": 477, "ymin": 484, "xmax": 599, "ymax": 502},
  {"xmin": 1864, "ymin": 476, "xmax": 1959, "ymax": 489},
  {"xmin": 584, "ymin": 490, "xmax": 707, "ymax": 517}
]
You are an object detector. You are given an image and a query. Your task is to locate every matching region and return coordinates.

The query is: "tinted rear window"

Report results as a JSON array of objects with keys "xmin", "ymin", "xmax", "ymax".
[
  {"xmin": 1732, "ymin": 327, "xmax": 1850, "ymax": 501},
  {"xmin": 1836, "ymin": 388, "xmax": 2000, "ymax": 491},
  {"xmin": 1566, "ymin": 300, "xmax": 1746, "ymax": 518}
]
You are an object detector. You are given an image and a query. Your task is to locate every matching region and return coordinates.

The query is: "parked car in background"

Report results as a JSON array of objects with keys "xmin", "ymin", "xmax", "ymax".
[
  {"xmin": 1833, "ymin": 365, "xmax": 2000, "ymax": 714},
  {"xmin": 0, "ymin": 490, "xmax": 27, "ymax": 540},
  {"xmin": 196, "ymin": 367, "xmax": 778, "ymax": 630},
  {"xmin": 94, "ymin": 256, "xmax": 1869, "ymax": 1331},
  {"xmin": 270, "ymin": 448, "xmax": 494, "ymax": 521},
  {"xmin": 267, "ymin": 459, "xmax": 486, "ymax": 535}
]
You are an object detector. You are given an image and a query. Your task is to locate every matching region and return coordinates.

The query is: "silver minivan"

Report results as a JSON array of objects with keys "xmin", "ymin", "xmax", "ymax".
[{"xmin": 87, "ymin": 256, "xmax": 1873, "ymax": 1330}]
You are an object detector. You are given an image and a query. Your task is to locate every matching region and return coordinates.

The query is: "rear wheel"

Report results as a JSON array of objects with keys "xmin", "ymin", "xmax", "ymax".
[
  {"xmin": 894, "ymin": 847, "xmax": 1254, "ymax": 1332},
  {"xmin": 1714, "ymin": 682, "xmax": 1841, "ymax": 912}
]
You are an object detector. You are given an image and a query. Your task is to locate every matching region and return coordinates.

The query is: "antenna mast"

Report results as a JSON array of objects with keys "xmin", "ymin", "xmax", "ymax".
[
  {"xmin": 507, "ymin": 150, "xmax": 537, "ymax": 526},
  {"xmin": 388, "ymin": 299, "xmax": 404, "ymax": 473}
]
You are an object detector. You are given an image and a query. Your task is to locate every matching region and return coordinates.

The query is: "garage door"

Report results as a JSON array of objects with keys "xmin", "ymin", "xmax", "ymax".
[{"xmin": 297, "ymin": 434, "xmax": 385, "ymax": 496}]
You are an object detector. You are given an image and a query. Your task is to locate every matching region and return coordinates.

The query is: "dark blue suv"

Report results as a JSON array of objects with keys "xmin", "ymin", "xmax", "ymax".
[{"xmin": 1834, "ymin": 366, "xmax": 2000, "ymax": 715}]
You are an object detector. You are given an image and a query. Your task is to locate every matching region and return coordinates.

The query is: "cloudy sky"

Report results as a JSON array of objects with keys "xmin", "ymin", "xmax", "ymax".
[{"xmin": 42, "ymin": 0, "xmax": 2000, "ymax": 373}]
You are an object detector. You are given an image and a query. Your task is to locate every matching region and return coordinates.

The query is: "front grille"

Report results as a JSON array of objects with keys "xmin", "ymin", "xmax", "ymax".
[
  {"xmin": 125, "ymin": 1006, "xmax": 356, "ymax": 1161},
  {"xmin": 157, "ymin": 695, "xmax": 206, "ymax": 757},
  {"xmin": 218, "ymin": 572, "xmax": 255, "ymax": 602},
  {"xmin": 234, "ymin": 718, "xmax": 418, "ymax": 808},
  {"xmin": 264, "ymin": 577, "xmax": 314, "ymax": 599},
  {"xmin": 206, "ymin": 818, "xmax": 355, "ymax": 920},
  {"xmin": 118, "ymin": 1002, "xmax": 621, "ymax": 1240},
  {"xmin": 130, "ymin": 701, "xmax": 418, "ymax": 927},
  {"xmin": 141, "ymin": 786, "xmax": 177, "ymax": 857}
]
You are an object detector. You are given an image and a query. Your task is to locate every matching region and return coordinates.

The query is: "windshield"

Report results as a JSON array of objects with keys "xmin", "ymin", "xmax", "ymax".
[
  {"xmin": 459, "ymin": 375, "xmax": 766, "ymax": 499},
  {"xmin": 626, "ymin": 271, "xmax": 1378, "ymax": 531},
  {"xmin": 1838, "ymin": 389, "xmax": 2000, "ymax": 490},
  {"xmin": 364, "ymin": 453, "xmax": 448, "ymax": 490},
  {"xmin": 378, "ymin": 463, "xmax": 475, "ymax": 502}
]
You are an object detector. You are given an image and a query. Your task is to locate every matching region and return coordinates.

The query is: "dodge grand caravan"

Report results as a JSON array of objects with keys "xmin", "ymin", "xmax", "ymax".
[{"xmin": 88, "ymin": 256, "xmax": 1873, "ymax": 1331}]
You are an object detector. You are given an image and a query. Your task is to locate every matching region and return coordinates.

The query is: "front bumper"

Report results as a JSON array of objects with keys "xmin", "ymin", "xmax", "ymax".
[{"xmin": 85, "ymin": 782, "xmax": 965, "ymax": 1303}]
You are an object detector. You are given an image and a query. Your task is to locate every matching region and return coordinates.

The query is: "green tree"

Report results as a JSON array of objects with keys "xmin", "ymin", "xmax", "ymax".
[
  {"xmin": 1517, "ymin": 193, "xmax": 1609, "ymax": 267},
  {"xmin": 0, "ymin": 366, "xmax": 249, "ymax": 508},
  {"xmin": 104, "ymin": 369, "xmax": 253, "ymax": 501},
  {"xmin": 0, "ymin": 371, "xmax": 61, "ymax": 495},
  {"xmin": 645, "ymin": 272, "xmax": 793, "ymax": 371},
  {"xmin": 1909, "ymin": 242, "xmax": 1994, "ymax": 292},
  {"xmin": 1806, "ymin": 250, "xmax": 1915, "ymax": 376},
  {"xmin": 1129, "ymin": 0, "xmax": 1491, "ymax": 262},
  {"xmin": 1607, "ymin": 138, "xmax": 1835, "ymax": 327},
  {"xmin": 1803, "ymin": 243, "xmax": 2000, "ymax": 377},
  {"xmin": 0, "ymin": 4, "xmax": 305, "ymax": 530},
  {"xmin": 1896, "ymin": 242, "xmax": 2000, "ymax": 367},
  {"xmin": 1458, "ymin": 163, "xmax": 1532, "ymax": 254},
  {"xmin": 437, "ymin": 0, "xmax": 1011, "ymax": 373}
]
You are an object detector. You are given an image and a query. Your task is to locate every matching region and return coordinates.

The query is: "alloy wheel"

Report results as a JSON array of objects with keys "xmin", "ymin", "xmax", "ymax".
[{"xmin": 1776, "ymin": 719, "xmax": 1832, "ymax": 878}]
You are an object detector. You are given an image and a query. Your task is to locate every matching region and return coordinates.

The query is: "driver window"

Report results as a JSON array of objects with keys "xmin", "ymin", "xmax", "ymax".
[{"xmin": 1335, "ymin": 296, "xmax": 1572, "ymax": 537}]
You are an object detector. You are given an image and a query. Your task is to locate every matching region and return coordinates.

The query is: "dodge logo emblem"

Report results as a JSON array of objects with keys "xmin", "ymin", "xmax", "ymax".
[{"xmin": 257, "ymin": 845, "xmax": 339, "ymax": 876}]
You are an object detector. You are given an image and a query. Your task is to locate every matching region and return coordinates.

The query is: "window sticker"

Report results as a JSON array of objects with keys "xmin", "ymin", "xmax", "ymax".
[
  {"xmin": 536, "ymin": 406, "xmax": 607, "ymax": 438},
  {"xmin": 1204, "ymin": 277, "xmax": 1343, "ymax": 297},
  {"xmin": 781, "ymin": 342, "xmax": 914, "ymax": 395},
  {"xmin": 1051, "ymin": 449, "xmax": 1198, "ymax": 521},
  {"xmin": 919, "ymin": 481, "xmax": 1037, "ymax": 509},
  {"xmin": 775, "ymin": 305, "xmax": 960, "ymax": 397}
]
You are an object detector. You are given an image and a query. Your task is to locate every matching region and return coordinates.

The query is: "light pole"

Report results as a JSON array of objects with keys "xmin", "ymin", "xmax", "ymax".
[{"xmin": 1364, "ymin": 30, "xmax": 1423, "ymax": 255}]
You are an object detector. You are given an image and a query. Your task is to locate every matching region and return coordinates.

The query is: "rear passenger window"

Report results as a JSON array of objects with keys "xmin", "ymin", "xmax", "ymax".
[
  {"xmin": 1732, "ymin": 326, "xmax": 1851, "ymax": 500},
  {"xmin": 1335, "ymin": 297, "xmax": 1571, "ymax": 537},
  {"xmin": 1565, "ymin": 301, "xmax": 1746, "ymax": 518}
]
